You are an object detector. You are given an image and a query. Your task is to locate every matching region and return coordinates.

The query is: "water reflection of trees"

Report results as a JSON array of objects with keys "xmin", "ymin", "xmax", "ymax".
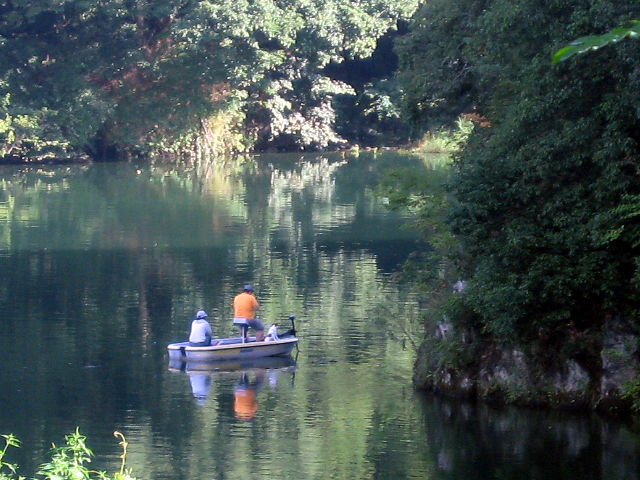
[
  {"xmin": 2, "ymin": 154, "xmax": 637, "ymax": 480},
  {"xmin": 0, "ymin": 152, "xmax": 428, "ymax": 478},
  {"xmin": 421, "ymin": 396, "xmax": 639, "ymax": 480}
]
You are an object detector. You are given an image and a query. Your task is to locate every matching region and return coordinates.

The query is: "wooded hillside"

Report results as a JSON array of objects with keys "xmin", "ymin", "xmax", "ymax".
[{"xmin": 395, "ymin": 0, "xmax": 640, "ymax": 412}]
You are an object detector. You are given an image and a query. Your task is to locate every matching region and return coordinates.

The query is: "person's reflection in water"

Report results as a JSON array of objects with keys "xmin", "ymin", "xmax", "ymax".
[
  {"xmin": 234, "ymin": 370, "xmax": 265, "ymax": 421},
  {"xmin": 267, "ymin": 368, "xmax": 281, "ymax": 389},
  {"xmin": 189, "ymin": 373, "xmax": 212, "ymax": 406}
]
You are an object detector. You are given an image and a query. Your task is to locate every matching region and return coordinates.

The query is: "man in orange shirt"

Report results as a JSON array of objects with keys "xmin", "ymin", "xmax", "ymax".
[{"xmin": 233, "ymin": 284, "xmax": 264, "ymax": 341}]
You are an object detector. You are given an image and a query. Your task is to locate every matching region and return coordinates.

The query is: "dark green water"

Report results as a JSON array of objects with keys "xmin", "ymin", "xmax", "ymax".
[{"xmin": 0, "ymin": 152, "xmax": 637, "ymax": 480}]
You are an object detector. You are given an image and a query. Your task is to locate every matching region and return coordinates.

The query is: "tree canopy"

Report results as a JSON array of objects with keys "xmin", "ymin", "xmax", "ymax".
[
  {"xmin": 395, "ymin": 0, "xmax": 640, "ymax": 353},
  {"xmin": 0, "ymin": 0, "xmax": 419, "ymax": 161}
]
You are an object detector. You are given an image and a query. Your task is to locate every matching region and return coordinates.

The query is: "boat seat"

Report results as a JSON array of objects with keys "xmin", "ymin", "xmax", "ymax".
[{"xmin": 233, "ymin": 318, "xmax": 250, "ymax": 343}]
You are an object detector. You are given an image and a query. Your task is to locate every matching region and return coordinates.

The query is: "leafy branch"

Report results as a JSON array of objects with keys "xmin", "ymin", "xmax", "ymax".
[{"xmin": 553, "ymin": 20, "xmax": 640, "ymax": 63}]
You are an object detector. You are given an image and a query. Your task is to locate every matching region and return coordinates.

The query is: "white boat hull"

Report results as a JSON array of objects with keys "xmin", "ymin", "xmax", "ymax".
[{"xmin": 167, "ymin": 336, "xmax": 298, "ymax": 363}]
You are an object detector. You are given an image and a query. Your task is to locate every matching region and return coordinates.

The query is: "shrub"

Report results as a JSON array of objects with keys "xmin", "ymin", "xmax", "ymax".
[{"xmin": 0, "ymin": 429, "xmax": 136, "ymax": 480}]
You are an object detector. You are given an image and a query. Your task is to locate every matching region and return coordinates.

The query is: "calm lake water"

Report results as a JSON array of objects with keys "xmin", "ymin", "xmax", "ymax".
[{"xmin": 0, "ymin": 151, "xmax": 638, "ymax": 480}]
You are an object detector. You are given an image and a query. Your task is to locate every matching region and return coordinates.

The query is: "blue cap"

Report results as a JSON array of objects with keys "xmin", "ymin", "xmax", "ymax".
[
  {"xmin": 196, "ymin": 310, "xmax": 208, "ymax": 319},
  {"xmin": 244, "ymin": 284, "xmax": 254, "ymax": 292}
]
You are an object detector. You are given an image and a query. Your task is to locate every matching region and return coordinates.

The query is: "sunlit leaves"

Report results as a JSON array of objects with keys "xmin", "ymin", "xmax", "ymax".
[
  {"xmin": 0, "ymin": 433, "xmax": 21, "ymax": 477},
  {"xmin": 0, "ymin": 429, "xmax": 137, "ymax": 480},
  {"xmin": 552, "ymin": 21, "xmax": 640, "ymax": 63}
]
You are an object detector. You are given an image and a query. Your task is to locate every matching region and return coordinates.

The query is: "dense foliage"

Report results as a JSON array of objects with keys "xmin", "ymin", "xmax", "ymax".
[
  {"xmin": 0, "ymin": 0, "xmax": 419, "ymax": 161},
  {"xmin": 395, "ymin": 0, "xmax": 640, "ymax": 358},
  {"xmin": 394, "ymin": 0, "xmax": 487, "ymax": 133}
]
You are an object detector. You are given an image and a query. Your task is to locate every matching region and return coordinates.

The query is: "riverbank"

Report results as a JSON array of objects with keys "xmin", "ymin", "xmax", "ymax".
[{"xmin": 413, "ymin": 314, "xmax": 639, "ymax": 419}]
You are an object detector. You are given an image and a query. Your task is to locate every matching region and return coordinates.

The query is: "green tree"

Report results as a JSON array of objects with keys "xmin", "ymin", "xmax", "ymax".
[
  {"xmin": 394, "ymin": 0, "xmax": 487, "ymax": 134},
  {"xmin": 398, "ymin": 0, "xmax": 640, "ymax": 352},
  {"xmin": 0, "ymin": 0, "xmax": 419, "ymax": 161}
]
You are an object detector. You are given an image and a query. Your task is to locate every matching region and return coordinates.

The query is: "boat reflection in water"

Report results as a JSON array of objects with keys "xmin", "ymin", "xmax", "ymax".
[{"xmin": 168, "ymin": 355, "xmax": 297, "ymax": 412}]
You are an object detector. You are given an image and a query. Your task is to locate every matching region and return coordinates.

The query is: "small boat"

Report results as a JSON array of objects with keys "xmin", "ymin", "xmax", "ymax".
[{"xmin": 167, "ymin": 315, "xmax": 298, "ymax": 363}]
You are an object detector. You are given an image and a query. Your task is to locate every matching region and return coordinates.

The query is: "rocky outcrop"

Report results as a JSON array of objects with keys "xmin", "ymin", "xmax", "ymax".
[
  {"xmin": 413, "ymin": 317, "xmax": 639, "ymax": 414},
  {"xmin": 598, "ymin": 316, "xmax": 639, "ymax": 412}
]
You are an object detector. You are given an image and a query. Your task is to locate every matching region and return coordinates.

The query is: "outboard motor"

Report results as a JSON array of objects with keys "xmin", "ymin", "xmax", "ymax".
[{"xmin": 281, "ymin": 315, "xmax": 296, "ymax": 337}]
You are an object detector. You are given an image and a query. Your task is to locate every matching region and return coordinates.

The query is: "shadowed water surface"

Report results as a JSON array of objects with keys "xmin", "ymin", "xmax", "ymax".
[{"xmin": 0, "ymin": 152, "xmax": 637, "ymax": 479}]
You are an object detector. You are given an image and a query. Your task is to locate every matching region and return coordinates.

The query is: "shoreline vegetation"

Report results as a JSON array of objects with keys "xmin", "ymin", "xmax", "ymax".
[
  {"xmin": 0, "ymin": 107, "xmax": 471, "ymax": 166},
  {"xmin": 390, "ymin": 1, "xmax": 640, "ymax": 419},
  {"xmin": 0, "ymin": 429, "xmax": 136, "ymax": 480}
]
